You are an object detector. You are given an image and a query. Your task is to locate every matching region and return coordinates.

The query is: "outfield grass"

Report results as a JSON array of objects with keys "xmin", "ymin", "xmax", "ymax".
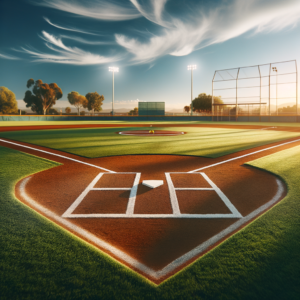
[
  {"xmin": 1, "ymin": 144, "xmax": 300, "ymax": 299},
  {"xmin": 1, "ymin": 120, "xmax": 300, "ymax": 127},
  {"xmin": 1, "ymin": 126, "xmax": 299, "ymax": 158}
]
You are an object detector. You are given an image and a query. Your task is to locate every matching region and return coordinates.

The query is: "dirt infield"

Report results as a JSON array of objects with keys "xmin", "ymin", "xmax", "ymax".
[
  {"xmin": 117, "ymin": 130, "xmax": 186, "ymax": 136},
  {"xmin": 2, "ymin": 133, "xmax": 300, "ymax": 283}
]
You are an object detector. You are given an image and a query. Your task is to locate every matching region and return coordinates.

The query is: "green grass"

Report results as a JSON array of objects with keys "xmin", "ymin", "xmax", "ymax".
[
  {"xmin": 1, "ymin": 126, "xmax": 299, "ymax": 158},
  {"xmin": 1, "ymin": 144, "xmax": 300, "ymax": 299},
  {"xmin": 1, "ymin": 120, "xmax": 300, "ymax": 127}
]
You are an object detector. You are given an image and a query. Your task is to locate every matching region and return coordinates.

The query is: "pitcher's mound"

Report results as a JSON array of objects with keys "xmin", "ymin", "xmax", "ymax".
[{"xmin": 118, "ymin": 130, "xmax": 186, "ymax": 136}]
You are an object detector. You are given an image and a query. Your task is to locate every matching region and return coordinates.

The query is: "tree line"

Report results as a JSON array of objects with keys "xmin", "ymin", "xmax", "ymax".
[
  {"xmin": 184, "ymin": 93, "xmax": 223, "ymax": 113},
  {"xmin": 0, "ymin": 78, "xmax": 104, "ymax": 115}
]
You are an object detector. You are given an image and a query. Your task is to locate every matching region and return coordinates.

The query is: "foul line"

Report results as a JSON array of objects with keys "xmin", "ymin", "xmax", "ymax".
[
  {"xmin": 1, "ymin": 137, "xmax": 299, "ymax": 175},
  {"xmin": 188, "ymin": 137, "xmax": 300, "ymax": 173},
  {"xmin": 0, "ymin": 139, "xmax": 115, "ymax": 173}
]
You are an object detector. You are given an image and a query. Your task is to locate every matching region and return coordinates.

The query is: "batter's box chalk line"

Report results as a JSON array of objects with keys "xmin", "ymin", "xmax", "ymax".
[{"xmin": 62, "ymin": 172, "xmax": 243, "ymax": 219}]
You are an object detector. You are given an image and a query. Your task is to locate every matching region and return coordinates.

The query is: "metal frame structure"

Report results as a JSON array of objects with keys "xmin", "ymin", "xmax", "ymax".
[{"xmin": 212, "ymin": 60, "xmax": 298, "ymax": 119}]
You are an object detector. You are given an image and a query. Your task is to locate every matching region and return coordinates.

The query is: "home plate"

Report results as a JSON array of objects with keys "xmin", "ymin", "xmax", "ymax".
[{"xmin": 142, "ymin": 180, "xmax": 164, "ymax": 189}]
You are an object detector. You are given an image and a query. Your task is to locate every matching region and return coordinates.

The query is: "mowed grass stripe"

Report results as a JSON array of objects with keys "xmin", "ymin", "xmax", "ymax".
[
  {"xmin": 1, "ymin": 144, "xmax": 300, "ymax": 299},
  {"xmin": 0, "ymin": 126, "xmax": 299, "ymax": 158}
]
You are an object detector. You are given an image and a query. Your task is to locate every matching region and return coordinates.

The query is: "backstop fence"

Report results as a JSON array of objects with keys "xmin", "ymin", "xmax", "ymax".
[{"xmin": 212, "ymin": 60, "xmax": 298, "ymax": 120}]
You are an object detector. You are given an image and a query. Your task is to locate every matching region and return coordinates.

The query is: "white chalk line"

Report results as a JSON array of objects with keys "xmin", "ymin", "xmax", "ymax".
[
  {"xmin": 188, "ymin": 137, "xmax": 300, "ymax": 173},
  {"xmin": 155, "ymin": 178, "xmax": 285, "ymax": 279},
  {"xmin": 19, "ymin": 176, "xmax": 284, "ymax": 281},
  {"xmin": 1, "ymin": 136, "xmax": 300, "ymax": 176},
  {"xmin": 62, "ymin": 172, "xmax": 242, "ymax": 219},
  {"xmin": 0, "ymin": 139, "xmax": 115, "ymax": 173},
  {"xmin": 19, "ymin": 177, "xmax": 157, "ymax": 280}
]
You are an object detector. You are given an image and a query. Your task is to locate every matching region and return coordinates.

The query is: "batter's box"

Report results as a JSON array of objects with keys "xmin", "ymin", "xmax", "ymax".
[
  {"xmin": 63, "ymin": 172, "xmax": 242, "ymax": 219},
  {"xmin": 62, "ymin": 172, "xmax": 141, "ymax": 218}
]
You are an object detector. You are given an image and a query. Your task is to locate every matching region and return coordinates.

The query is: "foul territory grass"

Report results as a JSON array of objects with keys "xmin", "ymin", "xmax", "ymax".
[
  {"xmin": 0, "ymin": 126, "xmax": 299, "ymax": 158},
  {"xmin": 1, "ymin": 144, "xmax": 300, "ymax": 299}
]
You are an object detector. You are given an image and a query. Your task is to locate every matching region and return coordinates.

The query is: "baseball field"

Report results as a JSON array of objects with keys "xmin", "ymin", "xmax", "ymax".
[{"xmin": 1, "ymin": 121, "xmax": 300, "ymax": 299}]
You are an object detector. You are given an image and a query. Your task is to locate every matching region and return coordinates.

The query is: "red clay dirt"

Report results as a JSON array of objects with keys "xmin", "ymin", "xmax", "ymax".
[{"xmin": 1, "ymin": 124, "xmax": 300, "ymax": 283}]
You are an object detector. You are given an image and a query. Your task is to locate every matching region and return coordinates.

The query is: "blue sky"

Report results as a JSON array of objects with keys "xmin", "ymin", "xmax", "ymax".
[{"xmin": 1, "ymin": 0, "xmax": 300, "ymax": 111}]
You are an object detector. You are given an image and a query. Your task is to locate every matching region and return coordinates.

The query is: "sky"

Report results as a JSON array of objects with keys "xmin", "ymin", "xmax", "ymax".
[{"xmin": 1, "ymin": 0, "xmax": 300, "ymax": 112}]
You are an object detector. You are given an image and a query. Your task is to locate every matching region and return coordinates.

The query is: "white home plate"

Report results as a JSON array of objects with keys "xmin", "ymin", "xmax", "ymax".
[{"xmin": 142, "ymin": 180, "xmax": 164, "ymax": 189}]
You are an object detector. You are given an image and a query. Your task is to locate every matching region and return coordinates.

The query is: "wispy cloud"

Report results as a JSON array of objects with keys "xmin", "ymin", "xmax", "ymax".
[
  {"xmin": 36, "ymin": 0, "xmax": 141, "ymax": 21},
  {"xmin": 129, "ymin": 0, "xmax": 171, "ymax": 27},
  {"xmin": 44, "ymin": 17, "xmax": 100, "ymax": 36},
  {"xmin": 19, "ymin": 0, "xmax": 300, "ymax": 66},
  {"xmin": 60, "ymin": 35, "xmax": 115, "ymax": 45},
  {"xmin": 20, "ymin": 31, "xmax": 120, "ymax": 65},
  {"xmin": 0, "ymin": 53, "xmax": 20, "ymax": 60},
  {"xmin": 116, "ymin": 0, "xmax": 300, "ymax": 63}
]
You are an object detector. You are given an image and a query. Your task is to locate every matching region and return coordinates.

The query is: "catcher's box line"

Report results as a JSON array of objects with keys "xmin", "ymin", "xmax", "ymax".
[
  {"xmin": 19, "ymin": 176, "xmax": 284, "ymax": 281},
  {"xmin": 1, "ymin": 137, "xmax": 300, "ymax": 174}
]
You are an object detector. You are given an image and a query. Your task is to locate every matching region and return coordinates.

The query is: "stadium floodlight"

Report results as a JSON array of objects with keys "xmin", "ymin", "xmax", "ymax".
[
  {"xmin": 109, "ymin": 67, "xmax": 119, "ymax": 115},
  {"xmin": 272, "ymin": 67, "xmax": 278, "ymax": 115},
  {"xmin": 187, "ymin": 65, "xmax": 196, "ymax": 116}
]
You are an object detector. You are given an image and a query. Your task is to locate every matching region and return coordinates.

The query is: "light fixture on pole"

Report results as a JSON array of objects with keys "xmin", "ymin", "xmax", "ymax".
[
  {"xmin": 272, "ymin": 67, "xmax": 278, "ymax": 115},
  {"xmin": 109, "ymin": 67, "xmax": 119, "ymax": 115},
  {"xmin": 187, "ymin": 65, "xmax": 196, "ymax": 116}
]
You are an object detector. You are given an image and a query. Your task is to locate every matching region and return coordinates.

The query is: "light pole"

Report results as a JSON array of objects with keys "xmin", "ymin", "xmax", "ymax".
[
  {"xmin": 188, "ymin": 65, "xmax": 196, "ymax": 116},
  {"xmin": 272, "ymin": 67, "xmax": 278, "ymax": 115},
  {"xmin": 109, "ymin": 67, "xmax": 119, "ymax": 115}
]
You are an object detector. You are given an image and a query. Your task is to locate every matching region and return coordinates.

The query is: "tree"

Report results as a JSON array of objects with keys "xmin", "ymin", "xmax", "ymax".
[
  {"xmin": 85, "ymin": 92, "xmax": 104, "ymax": 115},
  {"xmin": 184, "ymin": 105, "xmax": 190, "ymax": 114},
  {"xmin": 48, "ymin": 108, "xmax": 59, "ymax": 115},
  {"xmin": 192, "ymin": 93, "xmax": 223, "ymax": 113},
  {"xmin": 23, "ymin": 79, "xmax": 63, "ymax": 115},
  {"xmin": 67, "ymin": 91, "xmax": 87, "ymax": 115},
  {"xmin": 128, "ymin": 107, "xmax": 138, "ymax": 116},
  {"xmin": 0, "ymin": 87, "xmax": 18, "ymax": 114},
  {"xmin": 65, "ymin": 107, "xmax": 71, "ymax": 114},
  {"xmin": 278, "ymin": 105, "xmax": 296, "ymax": 113}
]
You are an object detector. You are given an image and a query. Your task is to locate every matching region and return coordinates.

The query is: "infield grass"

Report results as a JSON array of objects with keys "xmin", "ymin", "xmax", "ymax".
[
  {"xmin": 1, "ymin": 144, "xmax": 300, "ymax": 299},
  {"xmin": 1, "ymin": 126, "xmax": 299, "ymax": 158}
]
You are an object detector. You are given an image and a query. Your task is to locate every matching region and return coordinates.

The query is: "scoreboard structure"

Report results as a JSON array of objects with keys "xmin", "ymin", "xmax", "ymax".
[{"xmin": 138, "ymin": 102, "xmax": 165, "ymax": 116}]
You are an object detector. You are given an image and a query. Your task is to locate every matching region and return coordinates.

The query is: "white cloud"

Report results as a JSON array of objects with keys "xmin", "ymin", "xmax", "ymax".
[
  {"xmin": 0, "ymin": 53, "xmax": 20, "ymax": 60},
  {"xmin": 60, "ymin": 35, "xmax": 114, "ymax": 45},
  {"xmin": 44, "ymin": 17, "xmax": 100, "ymax": 36},
  {"xmin": 129, "ymin": 0, "xmax": 171, "ymax": 27},
  {"xmin": 116, "ymin": 0, "xmax": 300, "ymax": 63},
  {"xmin": 36, "ymin": 0, "xmax": 141, "ymax": 21},
  {"xmin": 18, "ymin": 0, "xmax": 300, "ymax": 66},
  {"xmin": 20, "ymin": 31, "xmax": 121, "ymax": 65}
]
